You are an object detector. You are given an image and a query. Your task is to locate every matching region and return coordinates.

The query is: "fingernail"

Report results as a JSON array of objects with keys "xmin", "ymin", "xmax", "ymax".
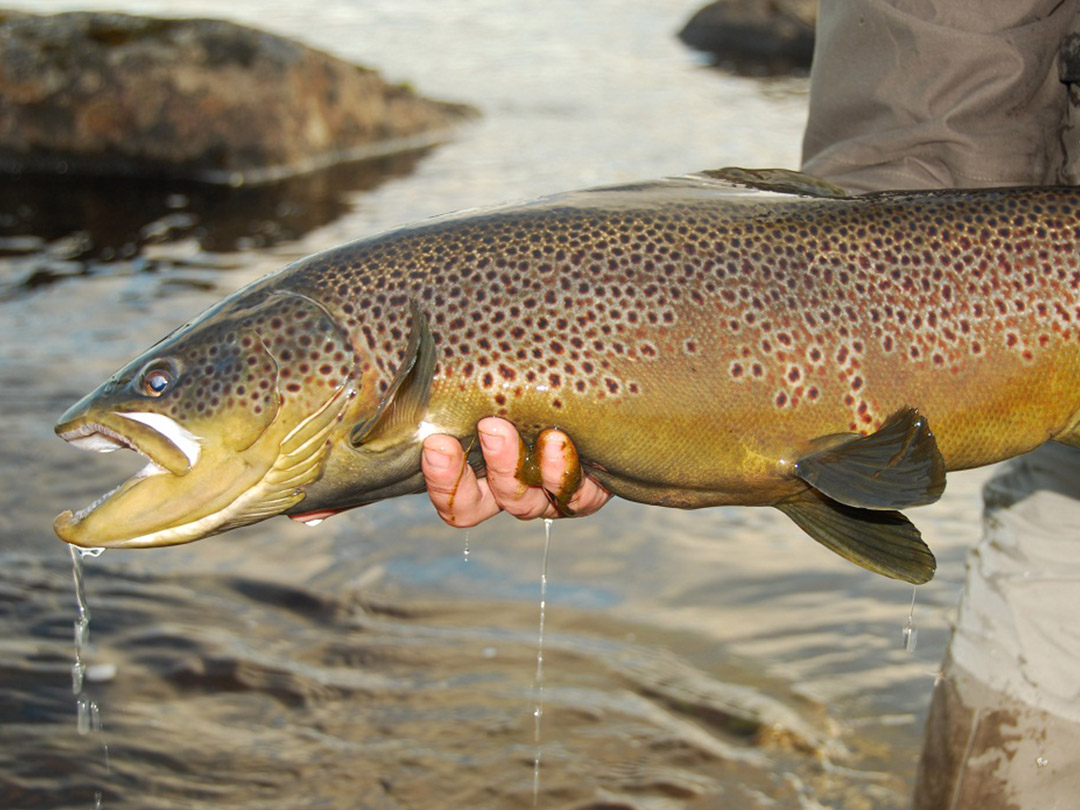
[
  {"xmin": 423, "ymin": 447, "xmax": 451, "ymax": 471},
  {"xmin": 479, "ymin": 429, "xmax": 504, "ymax": 452}
]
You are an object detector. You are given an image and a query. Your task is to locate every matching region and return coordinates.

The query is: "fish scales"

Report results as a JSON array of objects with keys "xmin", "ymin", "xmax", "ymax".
[
  {"xmin": 52, "ymin": 172, "xmax": 1080, "ymax": 582},
  {"xmin": 285, "ymin": 181, "xmax": 1080, "ymax": 493}
]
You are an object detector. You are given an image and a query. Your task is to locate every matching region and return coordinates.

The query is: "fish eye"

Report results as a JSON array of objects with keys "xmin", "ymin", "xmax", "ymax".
[{"xmin": 139, "ymin": 365, "xmax": 175, "ymax": 397}]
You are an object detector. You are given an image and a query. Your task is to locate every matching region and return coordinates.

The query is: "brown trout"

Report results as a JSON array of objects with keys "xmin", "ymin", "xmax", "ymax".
[{"xmin": 53, "ymin": 169, "xmax": 1080, "ymax": 583}]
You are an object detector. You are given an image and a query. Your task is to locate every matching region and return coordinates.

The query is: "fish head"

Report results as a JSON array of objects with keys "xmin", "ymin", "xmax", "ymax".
[{"xmin": 54, "ymin": 289, "xmax": 360, "ymax": 548}]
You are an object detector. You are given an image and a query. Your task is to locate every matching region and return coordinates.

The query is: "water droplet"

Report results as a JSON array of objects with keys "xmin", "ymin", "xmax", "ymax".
[
  {"xmin": 902, "ymin": 586, "xmax": 918, "ymax": 653},
  {"xmin": 75, "ymin": 616, "xmax": 90, "ymax": 648},
  {"xmin": 1037, "ymin": 755, "xmax": 1049, "ymax": 767},
  {"xmin": 86, "ymin": 663, "xmax": 118, "ymax": 684},
  {"xmin": 463, "ymin": 530, "xmax": 470, "ymax": 563},
  {"xmin": 76, "ymin": 694, "xmax": 92, "ymax": 736},
  {"xmin": 71, "ymin": 661, "xmax": 85, "ymax": 695},
  {"xmin": 302, "ymin": 518, "xmax": 324, "ymax": 527},
  {"xmin": 69, "ymin": 545, "xmax": 113, "ymax": 801},
  {"xmin": 532, "ymin": 518, "xmax": 554, "ymax": 806}
]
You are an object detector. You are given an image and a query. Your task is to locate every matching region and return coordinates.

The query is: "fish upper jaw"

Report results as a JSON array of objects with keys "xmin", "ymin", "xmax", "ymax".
[{"xmin": 55, "ymin": 411, "xmax": 197, "ymax": 477}]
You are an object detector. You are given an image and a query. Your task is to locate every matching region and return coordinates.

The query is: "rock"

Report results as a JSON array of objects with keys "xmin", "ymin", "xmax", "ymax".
[
  {"xmin": 0, "ymin": 10, "xmax": 474, "ymax": 184},
  {"xmin": 678, "ymin": 0, "xmax": 816, "ymax": 74}
]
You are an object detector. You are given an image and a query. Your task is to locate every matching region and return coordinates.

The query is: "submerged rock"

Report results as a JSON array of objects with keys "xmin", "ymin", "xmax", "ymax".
[
  {"xmin": 0, "ymin": 10, "xmax": 474, "ymax": 184},
  {"xmin": 678, "ymin": 0, "xmax": 816, "ymax": 74}
]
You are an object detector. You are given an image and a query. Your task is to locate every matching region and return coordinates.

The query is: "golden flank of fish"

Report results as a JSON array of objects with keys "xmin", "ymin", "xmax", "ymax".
[{"xmin": 54, "ymin": 169, "xmax": 1080, "ymax": 583}]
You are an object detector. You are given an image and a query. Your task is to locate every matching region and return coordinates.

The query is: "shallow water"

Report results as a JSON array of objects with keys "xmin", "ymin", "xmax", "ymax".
[{"xmin": 0, "ymin": 1, "xmax": 994, "ymax": 807}]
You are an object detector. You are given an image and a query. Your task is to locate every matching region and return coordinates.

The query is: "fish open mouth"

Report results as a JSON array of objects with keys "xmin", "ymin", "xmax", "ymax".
[
  {"xmin": 56, "ymin": 422, "xmax": 170, "ymax": 522},
  {"xmin": 54, "ymin": 384, "xmax": 349, "ymax": 548},
  {"xmin": 54, "ymin": 411, "xmax": 206, "ymax": 547}
]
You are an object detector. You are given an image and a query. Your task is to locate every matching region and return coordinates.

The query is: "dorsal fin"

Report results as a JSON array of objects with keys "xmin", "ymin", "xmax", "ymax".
[
  {"xmin": 776, "ymin": 493, "xmax": 937, "ymax": 584},
  {"xmin": 699, "ymin": 167, "xmax": 850, "ymax": 198},
  {"xmin": 795, "ymin": 407, "xmax": 946, "ymax": 510},
  {"xmin": 350, "ymin": 301, "xmax": 435, "ymax": 450}
]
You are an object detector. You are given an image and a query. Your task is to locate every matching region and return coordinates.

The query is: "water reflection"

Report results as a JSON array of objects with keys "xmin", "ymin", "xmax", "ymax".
[
  {"xmin": 0, "ymin": 148, "xmax": 431, "ymax": 296},
  {"xmin": 0, "ymin": 554, "xmax": 904, "ymax": 810}
]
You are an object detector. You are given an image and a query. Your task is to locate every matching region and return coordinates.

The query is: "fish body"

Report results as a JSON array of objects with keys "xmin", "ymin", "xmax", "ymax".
[{"xmin": 54, "ymin": 170, "xmax": 1080, "ymax": 582}]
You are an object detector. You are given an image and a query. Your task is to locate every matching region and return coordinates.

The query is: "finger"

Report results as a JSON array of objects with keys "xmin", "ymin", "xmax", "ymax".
[
  {"xmin": 422, "ymin": 433, "xmax": 500, "ymax": 527},
  {"xmin": 565, "ymin": 475, "xmax": 612, "ymax": 517},
  {"xmin": 537, "ymin": 429, "xmax": 612, "ymax": 517},
  {"xmin": 477, "ymin": 417, "xmax": 558, "ymax": 520}
]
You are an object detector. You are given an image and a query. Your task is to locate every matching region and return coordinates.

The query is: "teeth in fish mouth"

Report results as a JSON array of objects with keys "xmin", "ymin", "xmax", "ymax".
[{"xmin": 115, "ymin": 411, "xmax": 202, "ymax": 466}]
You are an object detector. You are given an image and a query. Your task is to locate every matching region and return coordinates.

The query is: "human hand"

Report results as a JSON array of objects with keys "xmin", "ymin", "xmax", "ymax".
[{"xmin": 421, "ymin": 417, "xmax": 612, "ymax": 527}]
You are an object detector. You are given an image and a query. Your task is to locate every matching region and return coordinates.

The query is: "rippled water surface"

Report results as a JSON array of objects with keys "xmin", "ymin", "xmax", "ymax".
[{"xmin": 0, "ymin": 1, "xmax": 994, "ymax": 807}]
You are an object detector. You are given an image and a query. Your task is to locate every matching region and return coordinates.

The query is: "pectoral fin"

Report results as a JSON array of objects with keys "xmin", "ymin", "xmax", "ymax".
[
  {"xmin": 795, "ymin": 407, "xmax": 946, "ymax": 510},
  {"xmin": 776, "ymin": 493, "xmax": 936, "ymax": 584},
  {"xmin": 350, "ymin": 301, "xmax": 435, "ymax": 450}
]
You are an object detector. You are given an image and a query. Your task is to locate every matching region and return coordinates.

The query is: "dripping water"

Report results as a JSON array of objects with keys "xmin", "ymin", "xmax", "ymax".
[
  {"xmin": 902, "ymin": 586, "xmax": 918, "ymax": 653},
  {"xmin": 70, "ymin": 545, "xmax": 109, "ymax": 808},
  {"xmin": 531, "ymin": 518, "xmax": 553, "ymax": 806},
  {"xmin": 463, "ymin": 529, "xmax": 470, "ymax": 563}
]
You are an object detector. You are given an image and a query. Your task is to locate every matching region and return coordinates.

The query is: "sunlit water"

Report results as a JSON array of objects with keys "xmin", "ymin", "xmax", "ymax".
[{"xmin": 0, "ymin": 1, "xmax": 994, "ymax": 808}]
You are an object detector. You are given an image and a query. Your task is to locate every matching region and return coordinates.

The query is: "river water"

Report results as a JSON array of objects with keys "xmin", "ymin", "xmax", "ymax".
[{"xmin": 0, "ymin": 1, "xmax": 994, "ymax": 808}]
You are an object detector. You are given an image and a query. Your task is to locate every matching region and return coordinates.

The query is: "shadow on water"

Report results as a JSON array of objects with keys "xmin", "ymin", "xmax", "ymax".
[{"xmin": 0, "ymin": 148, "xmax": 431, "ymax": 298}]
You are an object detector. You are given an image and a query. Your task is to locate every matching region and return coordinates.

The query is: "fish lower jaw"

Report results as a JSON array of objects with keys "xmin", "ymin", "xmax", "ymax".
[
  {"xmin": 56, "ymin": 421, "xmax": 173, "ymax": 532},
  {"xmin": 54, "ymin": 460, "xmax": 307, "ymax": 549},
  {"xmin": 66, "ymin": 459, "xmax": 169, "ymax": 524}
]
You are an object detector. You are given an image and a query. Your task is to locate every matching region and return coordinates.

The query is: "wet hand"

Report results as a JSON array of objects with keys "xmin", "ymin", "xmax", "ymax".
[{"xmin": 421, "ymin": 417, "xmax": 611, "ymax": 526}]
